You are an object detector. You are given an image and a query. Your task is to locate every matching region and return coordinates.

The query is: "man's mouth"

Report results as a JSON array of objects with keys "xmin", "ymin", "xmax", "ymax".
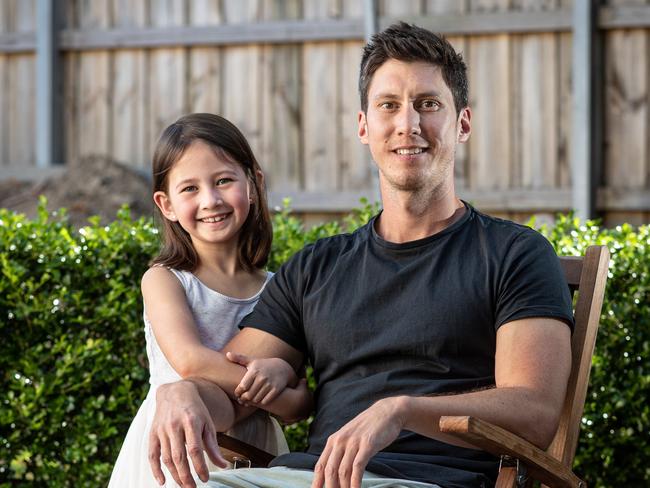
[{"xmin": 394, "ymin": 147, "xmax": 426, "ymax": 155}]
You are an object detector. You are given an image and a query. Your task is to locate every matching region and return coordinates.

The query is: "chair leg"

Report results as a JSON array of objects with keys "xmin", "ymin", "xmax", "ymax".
[{"xmin": 495, "ymin": 465, "xmax": 534, "ymax": 488}]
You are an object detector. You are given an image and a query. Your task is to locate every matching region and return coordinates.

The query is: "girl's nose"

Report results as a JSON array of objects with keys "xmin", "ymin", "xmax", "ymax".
[{"xmin": 202, "ymin": 188, "xmax": 223, "ymax": 209}]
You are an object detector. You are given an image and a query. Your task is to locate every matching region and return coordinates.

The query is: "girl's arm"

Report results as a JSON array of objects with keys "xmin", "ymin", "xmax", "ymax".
[
  {"xmin": 142, "ymin": 266, "xmax": 305, "ymax": 419},
  {"xmin": 226, "ymin": 352, "xmax": 298, "ymax": 404}
]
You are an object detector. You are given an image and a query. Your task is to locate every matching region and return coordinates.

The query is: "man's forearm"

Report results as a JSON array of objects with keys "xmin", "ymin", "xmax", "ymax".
[{"xmin": 390, "ymin": 384, "xmax": 562, "ymax": 450}]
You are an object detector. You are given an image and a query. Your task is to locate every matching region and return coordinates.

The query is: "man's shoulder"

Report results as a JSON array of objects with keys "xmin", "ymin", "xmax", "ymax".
[
  {"xmin": 291, "ymin": 219, "xmax": 373, "ymax": 262},
  {"xmin": 467, "ymin": 203, "xmax": 545, "ymax": 244}
]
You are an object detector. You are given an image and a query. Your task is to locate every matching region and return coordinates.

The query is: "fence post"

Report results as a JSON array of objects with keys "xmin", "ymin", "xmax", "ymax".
[
  {"xmin": 363, "ymin": 0, "xmax": 381, "ymax": 206},
  {"xmin": 572, "ymin": 0, "xmax": 603, "ymax": 220},
  {"xmin": 36, "ymin": 0, "xmax": 62, "ymax": 168}
]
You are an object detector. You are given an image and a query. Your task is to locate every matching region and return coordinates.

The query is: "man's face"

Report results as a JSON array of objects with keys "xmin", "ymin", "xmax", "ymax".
[{"xmin": 358, "ymin": 59, "xmax": 470, "ymax": 196}]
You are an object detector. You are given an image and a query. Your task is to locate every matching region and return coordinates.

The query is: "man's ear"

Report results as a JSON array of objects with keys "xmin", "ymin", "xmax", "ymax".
[
  {"xmin": 457, "ymin": 107, "xmax": 471, "ymax": 143},
  {"xmin": 153, "ymin": 191, "xmax": 178, "ymax": 221},
  {"xmin": 358, "ymin": 111, "xmax": 369, "ymax": 145}
]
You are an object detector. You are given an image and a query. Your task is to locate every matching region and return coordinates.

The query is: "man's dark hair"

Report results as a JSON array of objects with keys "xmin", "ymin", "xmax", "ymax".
[{"xmin": 359, "ymin": 22, "xmax": 468, "ymax": 114}]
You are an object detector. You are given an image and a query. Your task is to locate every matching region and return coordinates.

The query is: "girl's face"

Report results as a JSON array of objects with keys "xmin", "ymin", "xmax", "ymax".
[{"xmin": 154, "ymin": 140, "xmax": 252, "ymax": 254}]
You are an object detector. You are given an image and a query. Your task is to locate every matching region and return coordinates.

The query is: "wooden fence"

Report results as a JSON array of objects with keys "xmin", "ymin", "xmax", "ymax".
[{"xmin": 0, "ymin": 0, "xmax": 649, "ymax": 226}]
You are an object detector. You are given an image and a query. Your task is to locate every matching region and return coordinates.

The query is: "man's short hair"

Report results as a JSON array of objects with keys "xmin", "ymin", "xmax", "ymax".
[{"xmin": 359, "ymin": 22, "xmax": 469, "ymax": 115}]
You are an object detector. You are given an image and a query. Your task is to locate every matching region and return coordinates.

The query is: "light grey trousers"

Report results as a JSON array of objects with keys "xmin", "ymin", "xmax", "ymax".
[{"xmin": 204, "ymin": 466, "xmax": 441, "ymax": 488}]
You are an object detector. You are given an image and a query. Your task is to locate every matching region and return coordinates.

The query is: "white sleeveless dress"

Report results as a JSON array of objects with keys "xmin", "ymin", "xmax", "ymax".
[{"xmin": 108, "ymin": 269, "xmax": 288, "ymax": 488}]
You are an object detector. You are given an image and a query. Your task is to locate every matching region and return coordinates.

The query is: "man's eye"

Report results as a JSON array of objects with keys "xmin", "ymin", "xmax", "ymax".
[
  {"xmin": 420, "ymin": 100, "xmax": 440, "ymax": 110},
  {"xmin": 379, "ymin": 102, "xmax": 396, "ymax": 110}
]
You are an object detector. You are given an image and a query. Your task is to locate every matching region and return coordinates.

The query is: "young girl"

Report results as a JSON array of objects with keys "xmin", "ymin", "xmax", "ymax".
[{"xmin": 109, "ymin": 113, "xmax": 311, "ymax": 487}]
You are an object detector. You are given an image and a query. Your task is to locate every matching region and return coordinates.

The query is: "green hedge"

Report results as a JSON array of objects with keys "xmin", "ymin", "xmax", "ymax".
[{"xmin": 0, "ymin": 200, "xmax": 648, "ymax": 487}]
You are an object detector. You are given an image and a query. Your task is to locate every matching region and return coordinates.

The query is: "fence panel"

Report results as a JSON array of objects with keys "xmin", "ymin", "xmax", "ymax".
[{"xmin": 0, "ymin": 0, "xmax": 648, "ymax": 224}]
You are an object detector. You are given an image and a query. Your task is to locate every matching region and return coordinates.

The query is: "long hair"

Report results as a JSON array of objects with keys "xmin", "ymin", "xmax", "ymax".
[
  {"xmin": 359, "ymin": 22, "xmax": 468, "ymax": 115},
  {"xmin": 150, "ymin": 113, "xmax": 272, "ymax": 272}
]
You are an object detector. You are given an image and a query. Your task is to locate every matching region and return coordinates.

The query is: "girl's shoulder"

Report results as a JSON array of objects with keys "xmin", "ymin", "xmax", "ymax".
[{"xmin": 141, "ymin": 265, "xmax": 187, "ymax": 292}]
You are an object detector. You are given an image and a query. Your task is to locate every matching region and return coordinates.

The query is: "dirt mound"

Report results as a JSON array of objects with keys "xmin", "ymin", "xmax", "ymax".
[{"xmin": 0, "ymin": 156, "xmax": 154, "ymax": 227}]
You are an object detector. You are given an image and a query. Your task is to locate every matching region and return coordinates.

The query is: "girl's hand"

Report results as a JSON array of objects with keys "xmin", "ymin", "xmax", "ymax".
[{"xmin": 226, "ymin": 352, "xmax": 298, "ymax": 406}]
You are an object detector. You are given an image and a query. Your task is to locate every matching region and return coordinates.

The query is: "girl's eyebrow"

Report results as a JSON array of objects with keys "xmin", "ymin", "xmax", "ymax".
[{"xmin": 173, "ymin": 170, "xmax": 238, "ymax": 190}]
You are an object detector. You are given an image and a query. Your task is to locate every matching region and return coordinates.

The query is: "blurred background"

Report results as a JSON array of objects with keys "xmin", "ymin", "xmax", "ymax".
[{"xmin": 0, "ymin": 0, "xmax": 648, "ymax": 227}]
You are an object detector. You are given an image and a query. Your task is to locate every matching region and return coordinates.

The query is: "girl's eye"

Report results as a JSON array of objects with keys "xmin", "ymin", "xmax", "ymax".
[
  {"xmin": 216, "ymin": 178, "xmax": 233, "ymax": 186},
  {"xmin": 181, "ymin": 185, "xmax": 198, "ymax": 193}
]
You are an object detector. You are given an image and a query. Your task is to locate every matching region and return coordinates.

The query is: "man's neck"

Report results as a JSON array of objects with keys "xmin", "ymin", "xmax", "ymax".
[{"xmin": 375, "ymin": 188, "xmax": 466, "ymax": 243}]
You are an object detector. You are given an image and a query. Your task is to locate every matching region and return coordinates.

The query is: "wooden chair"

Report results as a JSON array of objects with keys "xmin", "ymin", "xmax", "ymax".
[
  {"xmin": 218, "ymin": 245, "xmax": 610, "ymax": 488},
  {"xmin": 440, "ymin": 245, "xmax": 610, "ymax": 488}
]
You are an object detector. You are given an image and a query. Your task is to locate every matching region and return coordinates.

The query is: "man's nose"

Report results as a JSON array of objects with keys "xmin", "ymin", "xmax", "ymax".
[{"xmin": 396, "ymin": 104, "xmax": 421, "ymax": 136}]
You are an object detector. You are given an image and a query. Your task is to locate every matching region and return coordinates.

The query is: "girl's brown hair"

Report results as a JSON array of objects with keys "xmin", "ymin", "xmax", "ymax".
[{"xmin": 150, "ymin": 113, "xmax": 272, "ymax": 272}]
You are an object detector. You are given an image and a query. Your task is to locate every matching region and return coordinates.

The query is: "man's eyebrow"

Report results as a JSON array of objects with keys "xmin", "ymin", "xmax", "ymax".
[{"xmin": 372, "ymin": 91, "xmax": 442, "ymax": 100}]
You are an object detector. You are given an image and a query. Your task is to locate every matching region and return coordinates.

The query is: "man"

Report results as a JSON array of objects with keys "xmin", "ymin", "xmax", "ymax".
[{"xmin": 149, "ymin": 22, "xmax": 574, "ymax": 488}]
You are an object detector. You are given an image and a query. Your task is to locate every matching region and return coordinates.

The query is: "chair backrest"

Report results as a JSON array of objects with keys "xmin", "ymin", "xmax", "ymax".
[{"xmin": 545, "ymin": 245, "xmax": 610, "ymax": 467}]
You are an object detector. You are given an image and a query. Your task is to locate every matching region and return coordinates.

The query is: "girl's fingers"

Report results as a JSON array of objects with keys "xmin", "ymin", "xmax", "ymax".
[
  {"xmin": 252, "ymin": 383, "xmax": 272, "ymax": 405},
  {"xmin": 260, "ymin": 387, "xmax": 280, "ymax": 406},
  {"xmin": 226, "ymin": 351, "xmax": 251, "ymax": 366},
  {"xmin": 235, "ymin": 370, "xmax": 256, "ymax": 397}
]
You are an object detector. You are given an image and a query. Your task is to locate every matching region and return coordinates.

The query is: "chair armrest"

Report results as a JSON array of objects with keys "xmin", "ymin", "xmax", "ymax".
[
  {"xmin": 217, "ymin": 432, "xmax": 275, "ymax": 468},
  {"xmin": 439, "ymin": 416, "xmax": 585, "ymax": 488}
]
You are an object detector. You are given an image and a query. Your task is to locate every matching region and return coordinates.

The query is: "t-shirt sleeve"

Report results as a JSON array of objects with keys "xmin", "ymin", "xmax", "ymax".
[
  {"xmin": 495, "ymin": 229, "xmax": 575, "ymax": 331},
  {"xmin": 238, "ymin": 248, "xmax": 309, "ymax": 353}
]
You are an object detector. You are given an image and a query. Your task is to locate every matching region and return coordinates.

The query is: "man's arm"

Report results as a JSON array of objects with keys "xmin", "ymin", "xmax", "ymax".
[
  {"xmin": 311, "ymin": 317, "xmax": 572, "ymax": 488},
  {"xmin": 150, "ymin": 327, "xmax": 305, "ymax": 488}
]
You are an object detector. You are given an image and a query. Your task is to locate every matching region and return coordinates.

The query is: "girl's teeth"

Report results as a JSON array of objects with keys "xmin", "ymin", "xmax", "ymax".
[
  {"xmin": 396, "ymin": 148, "xmax": 423, "ymax": 155},
  {"xmin": 202, "ymin": 216, "xmax": 225, "ymax": 223}
]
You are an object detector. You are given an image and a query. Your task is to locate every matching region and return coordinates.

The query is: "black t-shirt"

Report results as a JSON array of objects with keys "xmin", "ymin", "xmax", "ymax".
[{"xmin": 240, "ymin": 203, "xmax": 574, "ymax": 488}]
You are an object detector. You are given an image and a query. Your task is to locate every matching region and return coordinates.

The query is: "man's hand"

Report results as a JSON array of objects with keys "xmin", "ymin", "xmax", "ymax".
[
  {"xmin": 148, "ymin": 381, "xmax": 228, "ymax": 487},
  {"xmin": 227, "ymin": 352, "xmax": 298, "ymax": 405},
  {"xmin": 311, "ymin": 397, "xmax": 407, "ymax": 488}
]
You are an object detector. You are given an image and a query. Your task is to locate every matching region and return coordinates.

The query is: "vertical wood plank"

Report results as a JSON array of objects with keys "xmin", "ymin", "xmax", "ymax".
[
  {"xmin": 188, "ymin": 0, "xmax": 222, "ymax": 115},
  {"xmin": 62, "ymin": 0, "xmax": 79, "ymax": 164},
  {"xmin": 467, "ymin": 0, "xmax": 511, "ymax": 191},
  {"xmin": 339, "ymin": 1, "xmax": 370, "ymax": 194},
  {"xmin": 302, "ymin": 0, "xmax": 340, "ymax": 192},
  {"xmin": 7, "ymin": 0, "xmax": 36, "ymax": 168},
  {"xmin": 112, "ymin": 0, "xmax": 148, "ymax": 168},
  {"xmin": 149, "ymin": 0, "xmax": 187, "ymax": 155},
  {"xmin": 424, "ymin": 1, "xmax": 470, "ymax": 189},
  {"xmin": 379, "ymin": 0, "xmax": 424, "ymax": 17},
  {"xmin": 558, "ymin": 31, "xmax": 572, "ymax": 187},
  {"xmin": 259, "ymin": 0, "xmax": 303, "ymax": 194},
  {"xmin": 339, "ymin": 40, "xmax": 372, "ymax": 192},
  {"xmin": 0, "ymin": 2, "xmax": 9, "ymax": 167},
  {"xmin": 516, "ymin": 0, "xmax": 559, "ymax": 190},
  {"xmin": 221, "ymin": 0, "xmax": 264, "ymax": 158},
  {"xmin": 605, "ymin": 4, "xmax": 648, "ymax": 191},
  {"xmin": 77, "ymin": 1, "xmax": 111, "ymax": 161}
]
